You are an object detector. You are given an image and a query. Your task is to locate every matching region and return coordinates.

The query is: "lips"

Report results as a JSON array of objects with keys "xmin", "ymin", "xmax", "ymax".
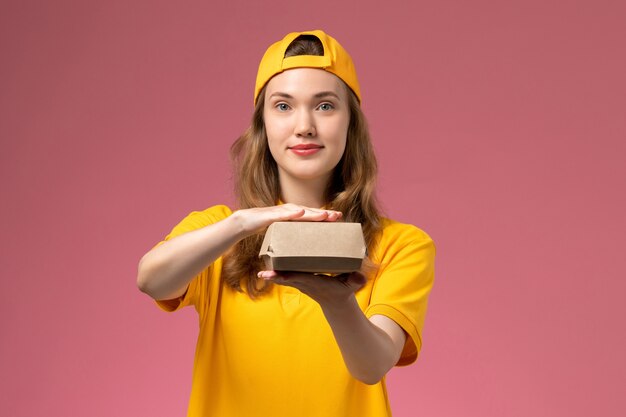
[
  {"xmin": 288, "ymin": 144, "xmax": 324, "ymax": 150},
  {"xmin": 288, "ymin": 143, "xmax": 324, "ymax": 156}
]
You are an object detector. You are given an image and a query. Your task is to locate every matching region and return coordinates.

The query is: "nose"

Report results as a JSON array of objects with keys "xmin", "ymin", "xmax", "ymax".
[{"xmin": 294, "ymin": 109, "xmax": 316, "ymax": 137}]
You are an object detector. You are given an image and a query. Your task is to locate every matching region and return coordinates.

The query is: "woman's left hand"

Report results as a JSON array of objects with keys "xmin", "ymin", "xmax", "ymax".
[
  {"xmin": 257, "ymin": 270, "xmax": 366, "ymax": 307},
  {"xmin": 258, "ymin": 269, "xmax": 405, "ymax": 384}
]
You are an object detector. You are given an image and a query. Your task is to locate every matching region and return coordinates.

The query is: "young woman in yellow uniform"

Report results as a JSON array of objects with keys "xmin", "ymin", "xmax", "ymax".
[{"xmin": 137, "ymin": 30, "xmax": 435, "ymax": 417}]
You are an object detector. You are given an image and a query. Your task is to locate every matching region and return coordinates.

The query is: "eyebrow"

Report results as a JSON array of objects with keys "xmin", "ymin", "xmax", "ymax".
[{"xmin": 268, "ymin": 91, "xmax": 342, "ymax": 100}]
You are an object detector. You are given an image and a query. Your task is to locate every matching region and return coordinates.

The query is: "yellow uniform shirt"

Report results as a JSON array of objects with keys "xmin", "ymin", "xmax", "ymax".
[{"xmin": 156, "ymin": 205, "xmax": 435, "ymax": 417}]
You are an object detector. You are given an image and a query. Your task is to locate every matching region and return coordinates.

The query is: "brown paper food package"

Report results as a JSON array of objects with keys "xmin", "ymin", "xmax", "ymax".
[{"xmin": 259, "ymin": 222, "xmax": 366, "ymax": 273}]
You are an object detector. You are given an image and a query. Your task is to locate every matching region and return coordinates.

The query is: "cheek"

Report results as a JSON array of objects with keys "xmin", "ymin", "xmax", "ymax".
[
  {"xmin": 265, "ymin": 134, "xmax": 281, "ymax": 160},
  {"xmin": 264, "ymin": 115, "xmax": 288, "ymax": 143},
  {"xmin": 265, "ymin": 131, "xmax": 284, "ymax": 159},
  {"xmin": 336, "ymin": 120, "xmax": 350, "ymax": 158},
  {"xmin": 264, "ymin": 120, "xmax": 284, "ymax": 160},
  {"xmin": 333, "ymin": 118, "xmax": 350, "ymax": 149}
]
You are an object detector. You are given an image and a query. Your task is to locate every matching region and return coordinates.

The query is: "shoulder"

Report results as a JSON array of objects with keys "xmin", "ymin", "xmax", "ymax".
[
  {"xmin": 163, "ymin": 205, "xmax": 233, "ymax": 240},
  {"xmin": 379, "ymin": 217, "xmax": 434, "ymax": 247},
  {"xmin": 182, "ymin": 205, "xmax": 233, "ymax": 224},
  {"xmin": 372, "ymin": 217, "xmax": 436, "ymax": 263}
]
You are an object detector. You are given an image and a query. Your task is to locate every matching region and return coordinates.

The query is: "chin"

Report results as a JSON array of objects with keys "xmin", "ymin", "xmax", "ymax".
[{"xmin": 286, "ymin": 168, "xmax": 333, "ymax": 182}]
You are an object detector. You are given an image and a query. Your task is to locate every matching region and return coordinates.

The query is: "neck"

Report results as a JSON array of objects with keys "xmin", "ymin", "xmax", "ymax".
[{"xmin": 279, "ymin": 173, "xmax": 330, "ymax": 208}]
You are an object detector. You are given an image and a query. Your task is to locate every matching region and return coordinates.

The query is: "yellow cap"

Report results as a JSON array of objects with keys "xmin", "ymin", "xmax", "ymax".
[{"xmin": 254, "ymin": 30, "xmax": 361, "ymax": 105}]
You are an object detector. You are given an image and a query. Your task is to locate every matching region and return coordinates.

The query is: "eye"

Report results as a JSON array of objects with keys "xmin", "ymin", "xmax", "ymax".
[
  {"xmin": 276, "ymin": 103, "xmax": 290, "ymax": 112},
  {"xmin": 318, "ymin": 102, "xmax": 334, "ymax": 111}
]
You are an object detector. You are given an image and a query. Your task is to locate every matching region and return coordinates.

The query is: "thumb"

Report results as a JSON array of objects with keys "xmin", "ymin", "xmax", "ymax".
[{"xmin": 338, "ymin": 271, "xmax": 367, "ymax": 290}]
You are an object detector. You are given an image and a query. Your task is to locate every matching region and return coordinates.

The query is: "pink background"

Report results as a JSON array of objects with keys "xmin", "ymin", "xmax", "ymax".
[{"xmin": 2, "ymin": 0, "xmax": 625, "ymax": 416}]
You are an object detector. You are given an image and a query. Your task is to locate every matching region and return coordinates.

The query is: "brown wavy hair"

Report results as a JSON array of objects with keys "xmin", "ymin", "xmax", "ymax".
[{"xmin": 223, "ymin": 35, "xmax": 382, "ymax": 297}]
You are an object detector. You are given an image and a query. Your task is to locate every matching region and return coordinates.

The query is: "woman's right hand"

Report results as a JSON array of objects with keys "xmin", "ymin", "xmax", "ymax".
[
  {"xmin": 137, "ymin": 203, "xmax": 342, "ymax": 301},
  {"xmin": 232, "ymin": 203, "xmax": 343, "ymax": 237}
]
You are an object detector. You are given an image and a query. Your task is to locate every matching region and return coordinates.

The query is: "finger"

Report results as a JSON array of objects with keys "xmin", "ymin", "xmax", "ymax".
[
  {"xmin": 257, "ymin": 270, "xmax": 278, "ymax": 280},
  {"xmin": 301, "ymin": 209, "xmax": 344, "ymax": 222},
  {"xmin": 324, "ymin": 210, "xmax": 343, "ymax": 222},
  {"xmin": 337, "ymin": 272, "xmax": 367, "ymax": 290},
  {"xmin": 278, "ymin": 211, "xmax": 306, "ymax": 221},
  {"xmin": 262, "ymin": 272, "xmax": 296, "ymax": 288},
  {"xmin": 350, "ymin": 272, "xmax": 367, "ymax": 287},
  {"xmin": 298, "ymin": 209, "xmax": 330, "ymax": 221},
  {"xmin": 277, "ymin": 205, "xmax": 327, "ymax": 221},
  {"xmin": 278, "ymin": 205, "xmax": 343, "ymax": 222},
  {"xmin": 276, "ymin": 206, "xmax": 306, "ymax": 221},
  {"xmin": 268, "ymin": 271, "xmax": 318, "ymax": 288}
]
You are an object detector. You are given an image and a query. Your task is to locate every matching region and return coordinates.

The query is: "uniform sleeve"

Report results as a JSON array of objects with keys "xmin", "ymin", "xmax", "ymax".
[
  {"xmin": 364, "ymin": 224, "xmax": 436, "ymax": 366},
  {"xmin": 151, "ymin": 205, "xmax": 232, "ymax": 313}
]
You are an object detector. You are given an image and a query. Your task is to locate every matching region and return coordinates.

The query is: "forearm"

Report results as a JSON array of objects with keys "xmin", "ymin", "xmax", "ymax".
[
  {"xmin": 137, "ymin": 213, "xmax": 246, "ymax": 300},
  {"xmin": 321, "ymin": 296, "xmax": 402, "ymax": 385},
  {"xmin": 138, "ymin": 205, "xmax": 341, "ymax": 301}
]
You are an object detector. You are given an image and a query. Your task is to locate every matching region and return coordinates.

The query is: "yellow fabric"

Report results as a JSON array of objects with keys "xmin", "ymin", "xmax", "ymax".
[
  {"xmin": 254, "ymin": 29, "xmax": 361, "ymax": 104},
  {"xmin": 155, "ymin": 205, "xmax": 435, "ymax": 417}
]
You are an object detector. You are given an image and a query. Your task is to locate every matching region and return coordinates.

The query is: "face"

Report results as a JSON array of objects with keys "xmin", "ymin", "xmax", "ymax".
[{"xmin": 263, "ymin": 68, "xmax": 350, "ymax": 186}]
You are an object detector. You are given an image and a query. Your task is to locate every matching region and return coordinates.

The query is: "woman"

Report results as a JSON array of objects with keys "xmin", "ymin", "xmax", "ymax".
[{"xmin": 137, "ymin": 30, "xmax": 435, "ymax": 417}]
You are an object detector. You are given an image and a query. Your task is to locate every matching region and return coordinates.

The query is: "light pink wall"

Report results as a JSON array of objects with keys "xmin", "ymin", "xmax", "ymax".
[{"xmin": 1, "ymin": 1, "xmax": 624, "ymax": 416}]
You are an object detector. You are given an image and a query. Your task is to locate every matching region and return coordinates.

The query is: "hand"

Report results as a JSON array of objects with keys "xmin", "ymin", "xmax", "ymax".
[
  {"xmin": 260, "ymin": 270, "xmax": 405, "ymax": 385},
  {"xmin": 233, "ymin": 204, "xmax": 342, "ymax": 236},
  {"xmin": 257, "ymin": 270, "xmax": 366, "ymax": 308}
]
